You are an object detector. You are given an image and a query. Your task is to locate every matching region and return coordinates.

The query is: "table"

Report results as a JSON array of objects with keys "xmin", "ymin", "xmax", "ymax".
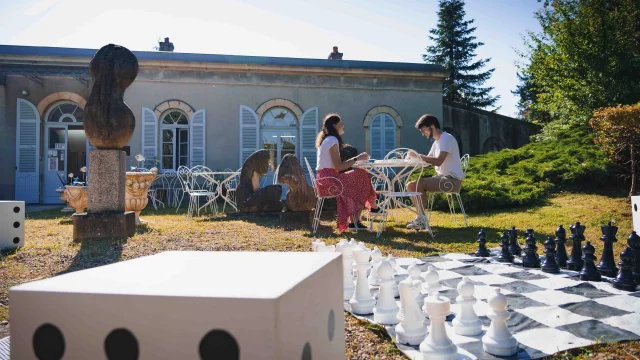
[
  {"xmin": 197, "ymin": 171, "xmax": 240, "ymax": 217},
  {"xmin": 353, "ymin": 159, "xmax": 433, "ymax": 237}
]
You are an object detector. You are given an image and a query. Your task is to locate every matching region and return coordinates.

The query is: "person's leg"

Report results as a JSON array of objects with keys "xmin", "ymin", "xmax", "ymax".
[{"xmin": 407, "ymin": 179, "xmax": 429, "ymax": 216}]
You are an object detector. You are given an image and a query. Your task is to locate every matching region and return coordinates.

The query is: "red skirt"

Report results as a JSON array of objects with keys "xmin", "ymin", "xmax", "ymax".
[{"xmin": 316, "ymin": 168, "xmax": 377, "ymax": 232}]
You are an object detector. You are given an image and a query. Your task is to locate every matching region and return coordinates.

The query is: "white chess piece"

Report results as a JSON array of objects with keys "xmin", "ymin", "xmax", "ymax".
[
  {"xmin": 373, "ymin": 260, "xmax": 400, "ymax": 324},
  {"xmin": 386, "ymin": 254, "xmax": 398, "ymax": 276},
  {"xmin": 408, "ymin": 261, "xmax": 424, "ymax": 305},
  {"xmin": 452, "ymin": 277, "xmax": 482, "ymax": 336},
  {"xmin": 423, "ymin": 266, "xmax": 442, "ymax": 298},
  {"xmin": 419, "ymin": 291, "xmax": 458, "ymax": 360},
  {"xmin": 348, "ymin": 238, "xmax": 358, "ymax": 247},
  {"xmin": 482, "ymin": 288, "xmax": 519, "ymax": 356},
  {"xmin": 336, "ymin": 240, "xmax": 356, "ymax": 301},
  {"xmin": 316, "ymin": 244, "xmax": 335, "ymax": 252},
  {"xmin": 395, "ymin": 278, "xmax": 428, "ymax": 345},
  {"xmin": 368, "ymin": 246, "xmax": 383, "ymax": 286},
  {"xmin": 312, "ymin": 239, "xmax": 324, "ymax": 252},
  {"xmin": 349, "ymin": 248, "xmax": 375, "ymax": 315}
]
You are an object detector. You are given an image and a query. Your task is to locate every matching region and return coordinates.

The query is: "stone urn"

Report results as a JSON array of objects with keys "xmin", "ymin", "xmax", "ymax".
[
  {"xmin": 64, "ymin": 185, "xmax": 88, "ymax": 214},
  {"xmin": 56, "ymin": 188, "xmax": 75, "ymax": 212},
  {"xmin": 125, "ymin": 172, "xmax": 156, "ymax": 225}
]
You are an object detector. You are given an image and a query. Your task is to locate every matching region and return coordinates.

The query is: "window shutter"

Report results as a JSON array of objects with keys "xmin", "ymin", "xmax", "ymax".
[
  {"xmin": 189, "ymin": 109, "xmax": 206, "ymax": 167},
  {"xmin": 239, "ymin": 105, "xmax": 259, "ymax": 167},
  {"xmin": 15, "ymin": 99, "xmax": 41, "ymax": 203},
  {"xmin": 299, "ymin": 107, "xmax": 318, "ymax": 178},
  {"xmin": 383, "ymin": 114, "xmax": 397, "ymax": 156},
  {"xmin": 370, "ymin": 114, "xmax": 383, "ymax": 160},
  {"xmin": 141, "ymin": 108, "xmax": 158, "ymax": 163}
]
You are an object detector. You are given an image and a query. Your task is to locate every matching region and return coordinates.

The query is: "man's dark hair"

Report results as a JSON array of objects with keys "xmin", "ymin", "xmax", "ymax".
[{"xmin": 415, "ymin": 114, "xmax": 440, "ymax": 129}]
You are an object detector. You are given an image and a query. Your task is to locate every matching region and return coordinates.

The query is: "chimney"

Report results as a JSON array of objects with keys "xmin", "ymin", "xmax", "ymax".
[
  {"xmin": 159, "ymin": 37, "xmax": 174, "ymax": 52},
  {"xmin": 328, "ymin": 46, "xmax": 343, "ymax": 60}
]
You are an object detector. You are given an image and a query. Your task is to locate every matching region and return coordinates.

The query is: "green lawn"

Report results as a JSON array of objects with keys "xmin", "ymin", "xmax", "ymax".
[{"xmin": 0, "ymin": 192, "xmax": 638, "ymax": 359}]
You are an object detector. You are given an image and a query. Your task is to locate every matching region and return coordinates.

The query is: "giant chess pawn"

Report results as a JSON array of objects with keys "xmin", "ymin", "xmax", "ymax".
[
  {"xmin": 408, "ymin": 261, "xmax": 424, "ymax": 305},
  {"xmin": 419, "ymin": 290, "xmax": 458, "ymax": 360},
  {"xmin": 579, "ymin": 241, "xmax": 601, "ymax": 281},
  {"xmin": 373, "ymin": 260, "xmax": 400, "ymax": 324},
  {"xmin": 628, "ymin": 231, "xmax": 640, "ymax": 284},
  {"xmin": 541, "ymin": 237, "xmax": 560, "ymax": 273},
  {"xmin": 482, "ymin": 288, "xmax": 519, "ymax": 356},
  {"xmin": 566, "ymin": 222, "xmax": 585, "ymax": 271},
  {"xmin": 423, "ymin": 266, "xmax": 442, "ymax": 298},
  {"xmin": 368, "ymin": 246, "xmax": 383, "ymax": 286},
  {"xmin": 474, "ymin": 229, "xmax": 491, "ymax": 257},
  {"xmin": 395, "ymin": 279, "xmax": 428, "ymax": 345},
  {"xmin": 498, "ymin": 232, "xmax": 514, "ymax": 263},
  {"xmin": 554, "ymin": 225, "xmax": 569, "ymax": 268},
  {"xmin": 452, "ymin": 277, "xmax": 482, "ymax": 336},
  {"xmin": 613, "ymin": 246, "xmax": 638, "ymax": 292},
  {"xmin": 597, "ymin": 222, "xmax": 619, "ymax": 277},
  {"xmin": 386, "ymin": 254, "xmax": 400, "ymax": 297},
  {"xmin": 312, "ymin": 239, "xmax": 324, "ymax": 252},
  {"xmin": 522, "ymin": 233, "xmax": 541, "ymax": 268},
  {"xmin": 509, "ymin": 226, "xmax": 522, "ymax": 256},
  {"xmin": 349, "ymin": 248, "xmax": 375, "ymax": 315},
  {"xmin": 336, "ymin": 240, "xmax": 356, "ymax": 300}
]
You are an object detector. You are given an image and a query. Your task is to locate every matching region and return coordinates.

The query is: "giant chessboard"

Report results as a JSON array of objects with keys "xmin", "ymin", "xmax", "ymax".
[{"xmin": 345, "ymin": 251, "xmax": 640, "ymax": 360}]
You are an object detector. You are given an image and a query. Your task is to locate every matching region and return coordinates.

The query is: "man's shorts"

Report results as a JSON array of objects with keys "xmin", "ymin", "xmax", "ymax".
[{"xmin": 419, "ymin": 175, "xmax": 462, "ymax": 193}]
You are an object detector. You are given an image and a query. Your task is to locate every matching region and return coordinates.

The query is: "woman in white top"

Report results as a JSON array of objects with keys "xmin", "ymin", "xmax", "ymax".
[{"xmin": 316, "ymin": 113, "xmax": 380, "ymax": 231}]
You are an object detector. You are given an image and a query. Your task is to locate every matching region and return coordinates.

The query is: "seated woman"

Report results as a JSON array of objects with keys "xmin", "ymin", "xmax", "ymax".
[{"xmin": 315, "ymin": 113, "xmax": 381, "ymax": 231}]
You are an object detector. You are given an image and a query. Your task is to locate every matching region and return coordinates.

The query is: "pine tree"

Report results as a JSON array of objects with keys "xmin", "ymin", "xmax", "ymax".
[{"xmin": 423, "ymin": 0, "xmax": 499, "ymax": 110}]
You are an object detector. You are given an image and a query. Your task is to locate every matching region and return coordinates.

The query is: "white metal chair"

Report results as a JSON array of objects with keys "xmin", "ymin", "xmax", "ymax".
[
  {"xmin": 304, "ymin": 157, "xmax": 344, "ymax": 235},
  {"xmin": 221, "ymin": 168, "xmax": 241, "ymax": 214},
  {"xmin": 427, "ymin": 154, "xmax": 470, "ymax": 226}
]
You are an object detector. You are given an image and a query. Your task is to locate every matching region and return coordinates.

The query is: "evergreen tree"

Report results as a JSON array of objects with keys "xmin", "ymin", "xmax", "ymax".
[{"xmin": 423, "ymin": 0, "xmax": 499, "ymax": 110}]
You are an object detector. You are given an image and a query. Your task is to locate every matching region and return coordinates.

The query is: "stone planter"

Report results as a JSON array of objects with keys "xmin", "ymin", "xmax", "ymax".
[
  {"xmin": 64, "ymin": 185, "xmax": 88, "ymax": 214},
  {"xmin": 56, "ymin": 188, "xmax": 75, "ymax": 213},
  {"xmin": 125, "ymin": 172, "xmax": 156, "ymax": 225}
]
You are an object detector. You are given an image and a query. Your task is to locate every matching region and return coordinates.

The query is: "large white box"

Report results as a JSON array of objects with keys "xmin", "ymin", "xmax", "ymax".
[
  {"xmin": 10, "ymin": 251, "xmax": 344, "ymax": 359},
  {"xmin": 0, "ymin": 201, "xmax": 25, "ymax": 250}
]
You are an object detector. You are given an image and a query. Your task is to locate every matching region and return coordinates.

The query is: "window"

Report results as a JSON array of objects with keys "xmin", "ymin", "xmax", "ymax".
[
  {"xmin": 46, "ymin": 102, "xmax": 84, "ymax": 123},
  {"xmin": 369, "ymin": 113, "xmax": 397, "ymax": 159},
  {"xmin": 160, "ymin": 110, "xmax": 189, "ymax": 170},
  {"xmin": 260, "ymin": 107, "xmax": 298, "ymax": 168}
]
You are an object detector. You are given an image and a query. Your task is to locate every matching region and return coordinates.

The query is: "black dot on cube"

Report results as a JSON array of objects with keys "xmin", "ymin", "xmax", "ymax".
[
  {"xmin": 199, "ymin": 329, "xmax": 239, "ymax": 360},
  {"xmin": 13, "ymin": 206, "xmax": 20, "ymax": 213},
  {"xmin": 13, "ymin": 237, "xmax": 20, "ymax": 244},
  {"xmin": 302, "ymin": 342, "xmax": 312, "ymax": 360},
  {"xmin": 635, "ymin": 203, "xmax": 638, "ymax": 212},
  {"xmin": 32, "ymin": 323, "xmax": 65, "ymax": 360},
  {"xmin": 13, "ymin": 222, "xmax": 20, "ymax": 228},
  {"xmin": 327, "ymin": 310, "xmax": 335, "ymax": 341},
  {"xmin": 104, "ymin": 328, "xmax": 139, "ymax": 360}
]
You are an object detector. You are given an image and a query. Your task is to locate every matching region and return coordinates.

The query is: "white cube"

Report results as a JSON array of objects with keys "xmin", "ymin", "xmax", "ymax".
[
  {"xmin": 10, "ymin": 251, "xmax": 345, "ymax": 359},
  {"xmin": 0, "ymin": 201, "xmax": 25, "ymax": 250},
  {"xmin": 632, "ymin": 196, "xmax": 640, "ymax": 233}
]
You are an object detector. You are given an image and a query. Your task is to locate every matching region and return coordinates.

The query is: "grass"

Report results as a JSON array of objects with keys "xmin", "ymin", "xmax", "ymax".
[{"xmin": 0, "ymin": 192, "xmax": 637, "ymax": 359}]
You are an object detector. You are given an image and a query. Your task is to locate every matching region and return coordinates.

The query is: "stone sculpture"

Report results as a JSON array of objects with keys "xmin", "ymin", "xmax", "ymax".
[
  {"xmin": 235, "ymin": 150, "xmax": 283, "ymax": 213},
  {"xmin": 276, "ymin": 154, "xmax": 316, "ymax": 211}
]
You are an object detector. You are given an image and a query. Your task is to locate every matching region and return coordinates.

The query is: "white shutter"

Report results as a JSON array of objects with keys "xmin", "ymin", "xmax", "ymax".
[
  {"xmin": 239, "ymin": 105, "xmax": 259, "ymax": 167},
  {"xmin": 190, "ymin": 109, "xmax": 206, "ymax": 167},
  {"xmin": 383, "ymin": 114, "xmax": 397, "ymax": 156},
  {"xmin": 370, "ymin": 114, "xmax": 383, "ymax": 160},
  {"xmin": 15, "ymin": 98, "xmax": 41, "ymax": 203},
  {"xmin": 299, "ymin": 107, "xmax": 318, "ymax": 178},
  {"xmin": 141, "ymin": 108, "xmax": 158, "ymax": 163}
]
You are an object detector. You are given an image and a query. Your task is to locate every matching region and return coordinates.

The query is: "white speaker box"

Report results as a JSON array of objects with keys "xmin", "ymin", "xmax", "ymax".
[{"xmin": 0, "ymin": 201, "xmax": 25, "ymax": 250}]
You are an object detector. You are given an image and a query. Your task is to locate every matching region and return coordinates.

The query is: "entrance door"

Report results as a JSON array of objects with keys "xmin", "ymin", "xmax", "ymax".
[
  {"xmin": 43, "ymin": 127, "xmax": 67, "ymax": 203},
  {"xmin": 260, "ymin": 129, "xmax": 297, "ymax": 186}
]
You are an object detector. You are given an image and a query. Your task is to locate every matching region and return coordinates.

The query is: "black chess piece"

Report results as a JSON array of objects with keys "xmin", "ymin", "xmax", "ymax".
[
  {"xmin": 566, "ymin": 222, "xmax": 585, "ymax": 271},
  {"xmin": 628, "ymin": 231, "xmax": 640, "ymax": 284},
  {"xmin": 474, "ymin": 229, "xmax": 491, "ymax": 257},
  {"xmin": 509, "ymin": 226, "xmax": 522, "ymax": 256},
  {"xmin": 522, "ymin": 233, "xmax": 541, "ymax": 268},
  {"xmin": 497, "ymin": 231, "xmax": 514, "ymax": 263},
  {"xmin": 613, "ymin": 246, "xmax": 638, "ymax": 292},
  {"xmin": 554, "ymin": 225, "xmax": 568, "ymax": 268},
  {"xmin": 579, "ymin": 241, "xmax": 602, "ymax": 281},
  {"xmin": 541, "ymin": 237, "xmax": 560, "ymax": 273},
  {"xmin": 596, "ymin": 222, "xmax": 619, "ymax": 277}
]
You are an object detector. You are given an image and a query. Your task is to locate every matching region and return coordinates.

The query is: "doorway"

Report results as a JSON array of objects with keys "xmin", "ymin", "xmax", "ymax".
[{"xmin": 42, "ymin": 126, "xmax": 88, "ymax": 203}]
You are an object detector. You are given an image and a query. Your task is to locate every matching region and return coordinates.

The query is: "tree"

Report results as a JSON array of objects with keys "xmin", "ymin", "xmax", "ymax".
[
  {"xmin": 516, "ymin": 0, "xmax": 640, "ymax": 138},
  {"xmin": 512, "ymin": 71, "xmax": 551, "ymax": 123},
  {"xmin": 423, "ymin": 0, "xmax": 499, "ymax": 110},
  {"xmin": 590, "ymin": 104, "xmax": 640, "ymax": 197}
]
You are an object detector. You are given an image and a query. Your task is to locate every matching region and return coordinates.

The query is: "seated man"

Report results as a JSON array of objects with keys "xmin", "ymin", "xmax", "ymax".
[{"xmin": 405, "ymin": 114, "xmax": 465, "ymax": 229}]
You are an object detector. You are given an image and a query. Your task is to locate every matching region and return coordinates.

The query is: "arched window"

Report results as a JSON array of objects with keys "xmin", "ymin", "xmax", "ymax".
[
  {"xmin": 260, "ymin": 107, "xmax": 298, "ymax": 170},
  {"xmin": 160, "ymin": 110, "xmax": 189, "ymax": 170},
  {"xmin": 369, "ymin": 113, "xmax": 397, "ymax": 159},
  {"xmin": 45, "ymin": 101, "xmax": 85, "ymax": 123}
]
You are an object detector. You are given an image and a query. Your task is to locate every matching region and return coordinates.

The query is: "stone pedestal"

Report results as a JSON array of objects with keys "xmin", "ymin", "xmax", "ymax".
[
  {"xmin": 279, "ymin": 211, "xmax": 313, "ymax": 228},
  {"xmin": 72, "ymin": 211, "xmax": 135, "ymax": 241}
]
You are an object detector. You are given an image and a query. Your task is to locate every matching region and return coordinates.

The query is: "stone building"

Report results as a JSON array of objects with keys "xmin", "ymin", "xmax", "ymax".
[{"xmin": 0, "ymin": 42, "xmax": 536, "ymax": 204}]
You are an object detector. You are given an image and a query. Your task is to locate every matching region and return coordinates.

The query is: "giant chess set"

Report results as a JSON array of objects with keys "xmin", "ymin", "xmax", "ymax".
[{"xmin": 313, "ymin": 220, "xmax": 640, "ymax": 359}]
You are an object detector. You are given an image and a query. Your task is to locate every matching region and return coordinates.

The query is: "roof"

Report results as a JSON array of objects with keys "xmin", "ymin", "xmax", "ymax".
[{"xmin": 0, "ymin": 44, "xmax": 446, "ymax": 73}]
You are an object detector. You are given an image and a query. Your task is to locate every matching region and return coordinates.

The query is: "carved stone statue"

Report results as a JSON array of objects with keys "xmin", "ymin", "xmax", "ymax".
[
  {"xmin": 236, "ymin": 150, "xmax": 283, "ymax": 213},
  {"xmin": 84, "ymin": 44, "xmax": 138, "ymax": 149},
  {"xmin": 276, "ymin": 154, "xmax": 316, "ymax": 211}
]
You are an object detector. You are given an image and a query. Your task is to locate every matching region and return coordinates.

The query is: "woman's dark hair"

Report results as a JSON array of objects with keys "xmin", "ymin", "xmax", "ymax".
[
  {"xmin": 415, "ymin": 114, "xmax": 441, "ymax": 129},
  {"xmin": 316, "ymin": 113, "xmax": 345, "ymax": 148}
]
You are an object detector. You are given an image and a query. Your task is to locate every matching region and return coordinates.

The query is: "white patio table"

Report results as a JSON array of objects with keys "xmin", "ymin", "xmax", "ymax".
[{"xmin": 196, "ymin": 171, "xmax": 240, "ymax": 218}]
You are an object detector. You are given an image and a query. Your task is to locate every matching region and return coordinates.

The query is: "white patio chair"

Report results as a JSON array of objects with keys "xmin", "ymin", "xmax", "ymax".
[
  {"xmin": 427, "ymin": 154, "xmax": 470, "ymax": 227},
  {"xmin": 175, "ymin": 166, "xmax": 190, "ymax": 213},
  {"xmin": 304, "ymin": 157, "xmax": 344, "ymax": 235},
  {"xmin": 183, "ymin": 170, "xmax": 217, "ymax": 219},
  {"xmin": 221, "ymin": 168, "xmax": 241, "ymax": 214}
]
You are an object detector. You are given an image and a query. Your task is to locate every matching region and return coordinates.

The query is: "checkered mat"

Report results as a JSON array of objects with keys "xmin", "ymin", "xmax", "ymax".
[{"xmin": 344, "ymin": 251, "xmax": 640, "ymax": 360}]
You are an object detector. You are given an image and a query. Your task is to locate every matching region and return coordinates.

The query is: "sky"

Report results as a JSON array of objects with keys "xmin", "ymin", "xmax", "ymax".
[{"xmin": 0, "ymin": 0, "xmax": 543, "ymax": 117}]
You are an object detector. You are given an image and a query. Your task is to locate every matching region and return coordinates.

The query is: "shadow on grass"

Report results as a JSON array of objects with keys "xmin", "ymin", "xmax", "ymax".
[{"xmin": 56, "ymin": 238, "xmax": 127, "ymax": 276}]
